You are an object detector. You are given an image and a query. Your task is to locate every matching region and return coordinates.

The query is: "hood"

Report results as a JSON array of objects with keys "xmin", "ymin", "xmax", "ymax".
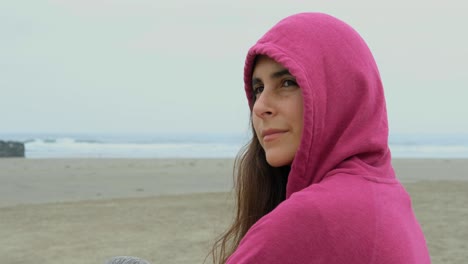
[{"xmin": 243, "ymin": 13, "xmax": 395, "ymax": 198}]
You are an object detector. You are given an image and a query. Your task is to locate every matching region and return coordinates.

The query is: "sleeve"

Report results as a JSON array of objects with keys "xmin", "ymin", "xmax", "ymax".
[{"xmin": 225, "ymin": 196, "xmax": 333, "ymax": 264}]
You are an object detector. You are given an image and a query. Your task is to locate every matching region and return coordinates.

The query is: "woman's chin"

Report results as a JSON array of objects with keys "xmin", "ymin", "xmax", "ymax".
[{"xmin": 265, "ymin": 154, "xmax": 293, "ymax": 168}]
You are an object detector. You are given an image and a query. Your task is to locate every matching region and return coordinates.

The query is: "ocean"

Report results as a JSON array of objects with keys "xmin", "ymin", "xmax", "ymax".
[{"xmin": 1, "ymin": 132, "xmax": 468, "ymax": 159}]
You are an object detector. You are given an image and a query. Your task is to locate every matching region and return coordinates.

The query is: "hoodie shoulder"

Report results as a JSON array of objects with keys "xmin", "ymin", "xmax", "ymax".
[
  {"xmin": 227, "ymin": 175, "xmax": 430, "ymax": 264},
  {"xmin": 226, "ymin": 180, "xmax": 376, "ymax": 264},
  {"xmin": 226, "ymin": 192, "xmax": 330, "ymax": 264}
]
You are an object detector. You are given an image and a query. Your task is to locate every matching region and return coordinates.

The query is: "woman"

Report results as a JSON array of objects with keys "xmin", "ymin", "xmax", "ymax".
[{"xmin": 211, "ymin": 13, "xmax": 431, "ymax": 263}]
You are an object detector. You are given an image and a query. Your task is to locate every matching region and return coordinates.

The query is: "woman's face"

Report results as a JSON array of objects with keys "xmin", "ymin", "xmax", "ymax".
[{"xmin": 251, "ymin": 55, "xmax": 304, "ymax": 167}]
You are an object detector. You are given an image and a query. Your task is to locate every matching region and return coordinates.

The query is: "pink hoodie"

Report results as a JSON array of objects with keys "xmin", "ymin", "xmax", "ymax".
[{"xmin": 226, "ymin": 13, "xmax": 431, "ymax": 263}]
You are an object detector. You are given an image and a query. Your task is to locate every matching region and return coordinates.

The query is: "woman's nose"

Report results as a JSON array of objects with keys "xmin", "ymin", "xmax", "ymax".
[{"xmin": 253, "ymin": 90, "xmax": 275, "ymax": 118}]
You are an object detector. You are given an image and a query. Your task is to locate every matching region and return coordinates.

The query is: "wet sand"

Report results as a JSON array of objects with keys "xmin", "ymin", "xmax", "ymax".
[{"xmin": 0, "ymin": 158, "xmax": 467, "ymax": 263}]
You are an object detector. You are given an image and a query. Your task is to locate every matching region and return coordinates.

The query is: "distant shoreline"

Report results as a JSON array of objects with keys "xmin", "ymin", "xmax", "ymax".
[{"xmin": 1, "ymin": 132, "xmax": 468, "ymax": 158}]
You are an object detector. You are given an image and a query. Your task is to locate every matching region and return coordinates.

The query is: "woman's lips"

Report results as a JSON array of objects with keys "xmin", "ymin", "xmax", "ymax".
[{"xmin": 262, "ymin": 129, "xmax": 288, "ymax": 142}]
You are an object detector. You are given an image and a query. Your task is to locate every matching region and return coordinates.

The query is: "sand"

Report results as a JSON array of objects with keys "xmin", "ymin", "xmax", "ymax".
[{"xmin": 0, "ymin": 158, "xmax": 467, "ymax": 264}]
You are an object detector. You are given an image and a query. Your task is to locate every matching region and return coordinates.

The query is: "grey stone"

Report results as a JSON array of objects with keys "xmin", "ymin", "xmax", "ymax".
[
  {"xmin": 0, "ymin": 141, "xmax": 25, "ymax": 157},
  {"xmin": 104, "ymin": 256, "xmax": 151, "ymax": 264}
]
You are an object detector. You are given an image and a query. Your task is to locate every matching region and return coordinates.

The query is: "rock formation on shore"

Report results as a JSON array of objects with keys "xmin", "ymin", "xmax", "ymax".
[{"xmin": 0, "ymin": 141, "xmax": 25, "ymax": 157}]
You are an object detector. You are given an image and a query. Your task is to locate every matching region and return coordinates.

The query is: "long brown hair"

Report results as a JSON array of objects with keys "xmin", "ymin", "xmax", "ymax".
[{"xmin": 208, "ymin": 123, "xmax": 290, "ymax": 263}]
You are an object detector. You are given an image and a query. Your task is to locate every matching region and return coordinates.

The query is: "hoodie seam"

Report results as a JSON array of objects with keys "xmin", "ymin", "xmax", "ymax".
[
  {"xmin": 369, "ymin": 182, "xmax": 379, "ymax": 264},
  {"xmin": 325, "ymin": 170, "xmax": 398, "ymax": 184}
]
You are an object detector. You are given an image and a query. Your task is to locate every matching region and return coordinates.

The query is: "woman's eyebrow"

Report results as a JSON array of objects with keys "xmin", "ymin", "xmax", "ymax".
[
  {"xmin": 252, "ymin": 69, "xmax": 292, "ymax": 87},
  {"xmin": 270, "ymin": 69, "xmax": 291, "ymax": 79}
]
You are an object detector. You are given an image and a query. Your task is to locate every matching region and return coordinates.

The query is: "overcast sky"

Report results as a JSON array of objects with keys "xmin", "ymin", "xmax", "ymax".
[{"xmin": 1, "ymin": 1, "xmax": 467, "ymax": 135}]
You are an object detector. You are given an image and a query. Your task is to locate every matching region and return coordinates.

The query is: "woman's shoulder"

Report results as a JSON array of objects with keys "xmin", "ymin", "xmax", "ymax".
[
  {"xmin": 227, "ymin": 190, "xmax": 333, "ymax": 263},
  {"xmin": 284, "ymin": 175, "xmax": 380, "ymax": 216},
  {"xmin": 227, "ymin": 177, "xmax": 380, "ymax": 263},
  {"xmin": 246, "ymin": 178, "xmax": 375, "ymax": 244}
]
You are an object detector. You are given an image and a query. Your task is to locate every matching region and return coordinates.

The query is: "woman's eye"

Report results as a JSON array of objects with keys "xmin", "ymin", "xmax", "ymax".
[
  {"xmin": 253, "ymin": 86, "xmax": 264, "ymax": 95},
  {"xmin": 283, "ymin": 80, "xmax": 298, "ymax": 87}
]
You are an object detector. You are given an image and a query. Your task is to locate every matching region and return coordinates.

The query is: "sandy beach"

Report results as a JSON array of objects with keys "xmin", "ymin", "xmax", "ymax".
[{"xmin": 0, "ymin": 158, "xmax": 467, "ymax": 264}]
